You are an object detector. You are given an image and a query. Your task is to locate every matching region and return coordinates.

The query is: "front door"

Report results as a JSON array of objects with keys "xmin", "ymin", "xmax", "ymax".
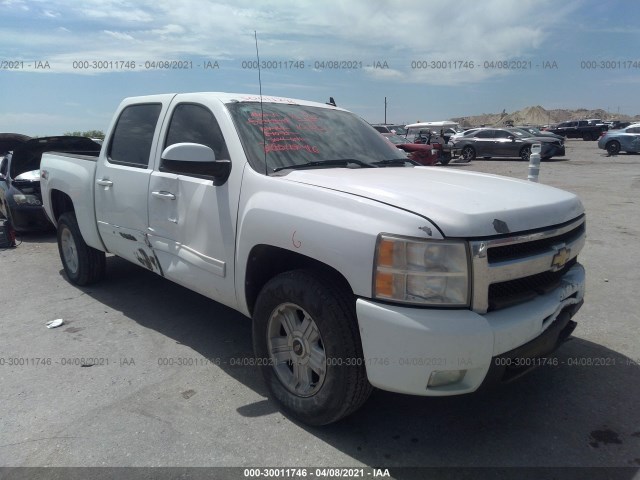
[{"xmin": 147, "ymin": 101, "xmax": 238, "ymax": 308}]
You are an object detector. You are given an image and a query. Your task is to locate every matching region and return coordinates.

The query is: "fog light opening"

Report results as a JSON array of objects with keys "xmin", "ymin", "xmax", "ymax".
[{"xmin": 427, "ymin": 369, "xmax": 466, "ymax": 388}]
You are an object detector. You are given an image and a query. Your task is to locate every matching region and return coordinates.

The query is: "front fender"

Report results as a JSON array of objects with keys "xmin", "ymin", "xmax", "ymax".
[{"xmin": 234, "ymin": 166, "xmax": 441, "ymax": 316}]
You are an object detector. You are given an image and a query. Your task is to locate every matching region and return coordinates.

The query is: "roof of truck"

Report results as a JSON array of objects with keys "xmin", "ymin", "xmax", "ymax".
[{"xmin": 122, "ymin": 92, "xmax": 346, "ymax": 111}]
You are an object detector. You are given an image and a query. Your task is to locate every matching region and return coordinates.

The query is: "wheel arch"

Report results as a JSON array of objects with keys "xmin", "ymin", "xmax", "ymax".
[
  {"xmin": 50, "ymin": 189, "xmax": 75, "ymax": 222},
  {"xmin": 49, "ymin": 188, "xmax": 106, "ymax": 252},
  {"xmin": 244, "ymin": 244, "xmax": 354, "ymax": 317}
]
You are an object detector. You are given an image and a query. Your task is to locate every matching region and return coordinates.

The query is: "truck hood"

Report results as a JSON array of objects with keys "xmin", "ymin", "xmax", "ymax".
[{"xmin": 283, "ymin": 167, "xmax": 584, "ymax": 237}]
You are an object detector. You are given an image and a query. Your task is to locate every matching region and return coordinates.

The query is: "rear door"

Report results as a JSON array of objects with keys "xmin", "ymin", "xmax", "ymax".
[
  {"xmin": 94, "ymin": 96, "xmax": 173, "ymax": 266},
  {"xmin": 472, "ymin": 129, "xmax": 495, "ymax": 156}
]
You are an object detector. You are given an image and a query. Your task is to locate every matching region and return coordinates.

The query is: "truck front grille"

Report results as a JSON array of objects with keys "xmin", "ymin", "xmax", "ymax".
[
  {"xmin": 487, "ymin": 223, "xmax": 585, "ymax": 262},
  {"xmin": 487, "ymin": 258, "xmax": 577, "ymax": 311},
  {"xmin": 469, "ymin": 216, "xmax": 585, "ymax": 314}
]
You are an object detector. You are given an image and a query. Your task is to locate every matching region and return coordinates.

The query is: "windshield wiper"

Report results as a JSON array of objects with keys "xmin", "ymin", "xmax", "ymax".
[
  {"xmin": 272, "ymin": 159, "xmax": 378, "ymax": 172},
  {"xmin": 371, "ymin": 158, "xmax": 418, "ymax": 167}
]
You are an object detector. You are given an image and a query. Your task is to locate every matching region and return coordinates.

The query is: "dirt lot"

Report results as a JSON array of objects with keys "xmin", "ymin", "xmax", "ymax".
[{"xmin": 1, "ymin": 139, "xmax": 639, "ymax": 475}]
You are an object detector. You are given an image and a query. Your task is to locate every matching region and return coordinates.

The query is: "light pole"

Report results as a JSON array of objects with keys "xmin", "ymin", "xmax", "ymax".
[{"xmin": 384, "ymin": 97, "xmax": 387, "ymax": 124}]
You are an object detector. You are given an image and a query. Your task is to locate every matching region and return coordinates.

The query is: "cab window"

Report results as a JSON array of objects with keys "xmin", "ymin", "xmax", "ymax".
[
  {"xmin": 475, "ymin": 130, "xmax": 494, "ymax": 138},
  {"xmin": 164, "ymin": 103, "xmax": 230, "ymax": 161},
  {"xmin": 494, "ymin": 130, "xmax": 512, "ymax": 139},
  {"xmin": 108, "ymin": 104, "xmax": 162, "ymax": 168}
]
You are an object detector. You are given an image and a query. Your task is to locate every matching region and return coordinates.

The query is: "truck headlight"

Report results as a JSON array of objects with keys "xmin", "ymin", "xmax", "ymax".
[
  {"xmin": 374, "ymin": 234, "xmax": 470, "ymax": 306},
  {"xmin": 13, "ymin": 194, "xmax": 41, "ymax": 206}
]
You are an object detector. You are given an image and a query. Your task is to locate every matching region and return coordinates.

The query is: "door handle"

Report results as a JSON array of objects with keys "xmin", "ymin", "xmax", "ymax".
[
  {"xmin": 96, "ymin": 179, "xmax": 113, "ymax": 187},
  {"xmin": 151, "ymin": 191, "xmax": 176, "ymax": 200}
]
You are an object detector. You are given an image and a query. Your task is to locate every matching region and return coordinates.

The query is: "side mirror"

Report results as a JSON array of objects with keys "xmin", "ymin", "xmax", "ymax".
[
  {"xmin": 160, "ymin": 142, "xmax": 231, "ymax": 186},
  {"xmin": 508, "ymin": 135, "xmax": 515, "ymax": 141}
]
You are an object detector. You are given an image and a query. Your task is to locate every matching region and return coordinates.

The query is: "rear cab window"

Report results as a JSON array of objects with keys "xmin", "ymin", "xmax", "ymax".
[{"xmin": 107, "ymin": 104, "xmax": 162, "ymax": 168}]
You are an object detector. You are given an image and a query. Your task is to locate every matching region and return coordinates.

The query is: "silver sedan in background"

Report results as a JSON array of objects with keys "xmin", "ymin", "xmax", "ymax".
[{"xmin": 597, "ymin": 123, "xmax": 640, "ymax": 155}]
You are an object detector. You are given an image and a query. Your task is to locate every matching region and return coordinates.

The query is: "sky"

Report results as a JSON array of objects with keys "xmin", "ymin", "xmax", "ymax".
[{"xmin": 0, "ymin": 0, "xmax": 639, "ymax": 136}]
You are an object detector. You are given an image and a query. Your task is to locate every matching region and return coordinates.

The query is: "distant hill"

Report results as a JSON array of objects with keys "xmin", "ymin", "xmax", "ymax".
[{"xmin": 450, "ymin": 106, "xmax": 640, "ymax": 128}]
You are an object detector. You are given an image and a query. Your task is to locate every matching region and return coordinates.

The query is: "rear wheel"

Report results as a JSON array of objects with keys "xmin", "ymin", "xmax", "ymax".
[
  {"xmin": 582, "ymin": 133, "xmax": 591, "ymax": 141},
  {"xmin": 520, "ymin": 145, "xmax": 532, "ymax": 161},
  {"xmin": 606, "ymin": 141, "xmax": 621, "ymax": 155},
  {"xmin": 461, "ymin": 146, "xmax": 476, "ymax": 161},
  {"xmin": 253, "ymin": 270, "xmax": 372, "ymax": 425},
  {"xmin": 439, "ymin": 153, "xmax": 451, "ymax": 165},
  {"xmin": 57, "ymin": 212, "xmax": 105, "ymax": 285}
]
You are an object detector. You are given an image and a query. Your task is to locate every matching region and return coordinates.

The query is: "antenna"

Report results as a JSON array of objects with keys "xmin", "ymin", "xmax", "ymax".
[{"xmin": 254, "ymin": 31, "xmax": 268, "ymax": 175}]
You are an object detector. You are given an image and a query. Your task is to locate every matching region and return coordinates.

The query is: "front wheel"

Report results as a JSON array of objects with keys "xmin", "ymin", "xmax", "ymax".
[
  {"xmin": 57, "ymin": 212, "xmax": 106, "ymax": 285},
  {"xmin": 253, "ymin": 270, "xmax": 372, "ymax": 425},
  {"xmin": 461, "ymin": 146, "xmax": 476, "ymax": 161},
  {"xmin": 606, "ymin": 141, "xmax": 621, "ymax": 155}
]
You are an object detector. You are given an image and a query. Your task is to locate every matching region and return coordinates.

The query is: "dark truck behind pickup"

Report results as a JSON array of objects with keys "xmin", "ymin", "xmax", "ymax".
[{"xmin": 545, "ymin": 120, "xmax": 608, "ymax": 141}]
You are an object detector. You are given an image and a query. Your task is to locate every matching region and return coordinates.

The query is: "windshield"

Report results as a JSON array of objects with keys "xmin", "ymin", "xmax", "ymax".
[{"xmin": 227, "ymin": 102, "xmax": 406, "ymax": 173}]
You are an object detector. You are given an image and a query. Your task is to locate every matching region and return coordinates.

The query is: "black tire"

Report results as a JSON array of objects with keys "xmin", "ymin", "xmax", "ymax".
[
  {"xmin": 253, "ymin": 269, "xmax": 372, "ymax": 426},
  {"xmin": 606, "ymin": 141, "xmax": 621, "ymax": 156},
  {"xmin": 57, "ymin": 212, "xmax": 106, "ymax": 285},
  {"xmin": 520, "ymin": 145, "xmax": 531, "ymax": 161},
  {"xmin": 461, "ymin": 146, "xmax": 476, "ymax": 161},
  {"xmin": 582, "ymin": 133, "xmax": 590, "ymax": 141},
  {"xmin": 439, "ymin": 153, "xmax": 451, "ymax": 165}
]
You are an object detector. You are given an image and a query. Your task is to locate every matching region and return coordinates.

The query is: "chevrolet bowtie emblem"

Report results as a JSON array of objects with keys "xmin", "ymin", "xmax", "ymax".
[{"xmin": 551, "ymin": 246, "xmax": 571, "ymax": 271}]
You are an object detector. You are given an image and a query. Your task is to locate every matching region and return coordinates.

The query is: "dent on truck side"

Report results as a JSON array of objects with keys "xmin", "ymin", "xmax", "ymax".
[
  {"xmin": 234, "ymin": 166, "xmax": 440, "ymax": 317},
  {"xmin": 42, "ymin": 154, "xmax": 106, "ymax": 252}
]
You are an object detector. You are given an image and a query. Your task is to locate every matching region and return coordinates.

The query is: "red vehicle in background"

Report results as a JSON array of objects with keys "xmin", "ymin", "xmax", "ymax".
[{"xmin": 382, "ymin": 133, "xmax": 440, "ymax": 166}]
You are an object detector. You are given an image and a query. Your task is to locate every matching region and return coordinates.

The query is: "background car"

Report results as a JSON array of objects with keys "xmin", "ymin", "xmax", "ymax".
[
  {"xmin": 508, "ymin": 128, "xmax": 565, "ymax": 158},
  {"xmin": 385, "ymin": 124, "xmax": 407, "ymax": 135},
  {"xmin": 382, "ymin": 133, "xmax": 439, "ymax": 165},
  {"xmin": 371, "ymin": 124, "xmax": 392, "ymax": 133},
  {"xmin": 597, "ymin": 123, "xmax": 640, "ymax": 155},
  {"xmin": 451, "ymin": 128, "xmax": 564, "ymax": 161},
  {"xmin": 372, "ymin": 124, "xmax": 407, "ymax": 135},
  {"xmin": 0, "ymin": 136, "xmax": 101, "ymax": 232},
  {"xmin": 515, "ymin": 126, "xmax": 565, "ymax": 142},
  {"xmin": 605, "ymin": 120, "xmax": 631, "ymax": 130},
  {"xmin": 449, "ymin": 128, "xmax": 481, "ymax": 143}
]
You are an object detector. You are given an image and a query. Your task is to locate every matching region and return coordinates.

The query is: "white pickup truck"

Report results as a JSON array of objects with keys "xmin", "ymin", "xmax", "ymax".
[{"xmin": 40, "ymin": 93, "xmax": 586, "ymax": 425}]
